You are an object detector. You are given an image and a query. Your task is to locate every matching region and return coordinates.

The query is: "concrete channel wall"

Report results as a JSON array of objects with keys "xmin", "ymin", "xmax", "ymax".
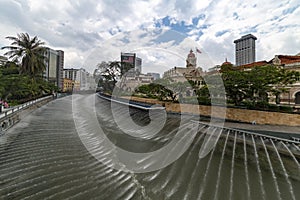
[
  {"xmin": 126, "ymin": 96, "xmax": 300, "ymax": 126},
  {"xmin": 0, "ymin": 95, "xmax": 53, "ymax": 134}
]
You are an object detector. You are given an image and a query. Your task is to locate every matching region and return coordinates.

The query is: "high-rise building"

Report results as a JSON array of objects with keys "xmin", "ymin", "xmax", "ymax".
[
  {"xmin": 44, "ymin": 48, "xmax": 64, "ymax": 90},
  {"xmin": 120, "ymin": 52, "xmax": 142, "ymax": 74},
  {"xmin": 57, "ymin": 50, "xmax": 64, "ymax": 90},
  {"xmin": 234, "ymin": 34, "xmax": 257, "ymax": 66}
]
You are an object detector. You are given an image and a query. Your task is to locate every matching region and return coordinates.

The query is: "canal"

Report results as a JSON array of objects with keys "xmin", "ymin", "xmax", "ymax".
[{"xmin": 0, "ymin": 94, "xmax": 299, "ymax": 199}]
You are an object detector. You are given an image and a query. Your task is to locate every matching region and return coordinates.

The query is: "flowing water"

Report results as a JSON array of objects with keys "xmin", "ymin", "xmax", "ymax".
[{"xmin": 0, "ymin": 94, "xmax": 299, "ymax": 200}]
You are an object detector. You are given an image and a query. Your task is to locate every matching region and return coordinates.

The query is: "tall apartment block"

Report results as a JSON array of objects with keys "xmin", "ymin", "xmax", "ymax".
[
  {"xmin": 56, "ymin": 50, "xmax": 64, "ymax": 90},
  {"xmin": 234, "ymin": 34, "xmax": 257, "ymax": 66},
  {"xmin": 44, "ymin": 48, "xmax": 64, "ymax": 90}
]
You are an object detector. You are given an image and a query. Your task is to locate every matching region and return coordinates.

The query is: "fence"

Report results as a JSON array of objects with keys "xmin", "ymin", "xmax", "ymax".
[{"xmin": 0, "ymin": 95, "xmax": 53, "ymax": 133}]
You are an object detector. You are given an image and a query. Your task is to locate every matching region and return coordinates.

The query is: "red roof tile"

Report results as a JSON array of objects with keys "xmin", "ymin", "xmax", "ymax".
[
  {"xmin": 277, "ymin": 55, "xmax": 300, "ymax": 65},
  {"xmin": 237, "ymin": 61, "xmax": 268, "ymax": 70}
]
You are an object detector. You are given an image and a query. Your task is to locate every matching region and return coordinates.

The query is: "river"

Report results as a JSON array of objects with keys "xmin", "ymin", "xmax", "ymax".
[{"xmin": 0, "ymin": 94, "xmax": 299, "ymax": 200}]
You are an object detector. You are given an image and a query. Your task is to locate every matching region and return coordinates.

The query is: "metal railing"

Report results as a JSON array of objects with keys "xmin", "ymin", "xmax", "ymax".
[
  {"xmin": 191, "ymin": 120, "xmax": 300, "ymax": 145},
  {"xmin": 0, "ymin": 95, "xmax": 53, "ymax": 122}
]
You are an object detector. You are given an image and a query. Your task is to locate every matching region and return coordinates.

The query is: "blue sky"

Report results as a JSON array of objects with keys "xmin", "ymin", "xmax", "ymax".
[{"xmin": 0, "ymin": 0, "xmax": 299, "ymax": 75}]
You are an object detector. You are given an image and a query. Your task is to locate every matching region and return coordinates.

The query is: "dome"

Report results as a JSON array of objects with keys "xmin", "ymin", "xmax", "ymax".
[
  {"xmin": 188, "ymin": 49, "xmax": 195, "ymax": 58},
  {"xmin": 222, "ymin": 58, "xmax": 232, "ymax": 65}
]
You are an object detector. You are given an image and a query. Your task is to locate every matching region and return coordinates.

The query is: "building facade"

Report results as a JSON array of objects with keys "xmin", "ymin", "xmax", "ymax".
[
  {"xmin": 146, "ymin": 72, "xmax": 160, "ymax": 80},
  {"xmin": 63, "ymin": 68, "xmax": 96, "ymax": 91},
  {"xmin": 44, "ymin": 48, "xmax": 64, "ymax": 90},
  {"xmin": 230, "ymin": 54, "xmax": 300, "ymax": 105},
  {"xmin": 120, "ymin": 52, "xmax": 142, "ymax": 74},
  {"xmin": 163, "ymin": 49, "xmax": 204, "ymax": 85},
  {"xmin": 234, "ymin": 34, "xmax": 257, "ymax": 66},
  {"xmin": 118, "ymin": 74, "xmax": 154, "ymax": 92},
  {"xmin": 270, "ymin": 54, "xmax": 300, "ymax": 104},
  {"xmin": 56, "ymin": 50, "xmax": 64, "ymax": 90}
]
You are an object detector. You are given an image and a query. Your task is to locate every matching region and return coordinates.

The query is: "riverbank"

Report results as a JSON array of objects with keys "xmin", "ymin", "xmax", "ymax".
[
  {"xmin": 1, "ymin": 94, "xmax": 299, "ymax": 199},
  {"xmin": 122, "ymin": 96, "xmax": 300, "ymax": 130}
]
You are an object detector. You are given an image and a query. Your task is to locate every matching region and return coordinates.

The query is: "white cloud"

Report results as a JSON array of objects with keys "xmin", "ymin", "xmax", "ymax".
[{"xmin": 0, "ymin": 0, "xmax": 299, "ymax": 74}]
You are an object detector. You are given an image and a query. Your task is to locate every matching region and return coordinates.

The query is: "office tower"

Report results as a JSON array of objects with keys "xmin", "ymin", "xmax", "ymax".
[
  {"xmin": 234, "ymin": 34, "xmax": 257, "ymax": 66},
  {"xmin": 120, "ymin": 52, "xmax": 142, "ymax": 74},
  {"xmin": 56, "ymin": 50, "xmax": 64, "ymax": 90}
]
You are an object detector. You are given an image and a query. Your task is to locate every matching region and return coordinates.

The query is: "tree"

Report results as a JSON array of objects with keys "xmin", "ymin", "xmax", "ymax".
[
  {"xmin": 0, "ymin": 59, "xmax": 57, "ymax": 103},
  {"xmin": 1, "ymin": 33, "xmax": 47, "ymax": 77},
  {"xmin": 221, "ymin": 64, "xmax": 300, "ymax": 107},
  {"xmin": 96, "ymin": 61, "xmax": 134, "ymax": 93},
  {"xmin": 221, "ymin": 69, "xmax": 247, "ymax": 105},
  {"xmin": 195, "ymin": 84, "xmax": 211, "ymax": 105},
  {"xmin": 135, "ymin": 78, "xmax": 192, "ymax": 102},
  {"xmin": 270, "ymin": 68, "xmax": 300, "ymax": 104},
  {"xmin": 135, "ymin": 82, "xmax": 172, "ymax": 101},
  {"xmin": 98, "ymin": 61, "xmax": 121, "ymax": 93}
]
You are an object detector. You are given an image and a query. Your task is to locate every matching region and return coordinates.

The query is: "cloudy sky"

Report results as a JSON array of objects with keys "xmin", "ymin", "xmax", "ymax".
[{"xmin": 0, "ymin": 0, "xmax": 299, "ymax": 75}]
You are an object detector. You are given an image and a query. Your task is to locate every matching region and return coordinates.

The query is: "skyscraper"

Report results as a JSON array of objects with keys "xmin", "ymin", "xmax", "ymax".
[
  {"xmin": 120, "ymin": 52, "xmax": 142, "ymax": 74},
  {"xmin": 234, "ymin": 34, "xmax": 257, "ymax": 66},
  {"xmin": 56, "ymin": 50, "xmax": 64, "ymax": 90},
  {"xmin": 44, "ymin": 48, "xmax": 64, "ymax": 90}
]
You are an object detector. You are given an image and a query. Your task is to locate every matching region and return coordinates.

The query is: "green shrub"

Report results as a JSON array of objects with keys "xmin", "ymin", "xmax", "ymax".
[
  {"xmin": 279, "ymin": 105, "xmax": 293, "ymax": 113},
  {"xmin": 268, "ymin": 104, "xmax": 280, "ymax": 111}
]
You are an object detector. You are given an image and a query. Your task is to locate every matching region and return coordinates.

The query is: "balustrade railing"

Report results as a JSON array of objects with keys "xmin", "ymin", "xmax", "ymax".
[{"xmin": 0, "ymin": 95, "xmax": 53, "ymax": 133}]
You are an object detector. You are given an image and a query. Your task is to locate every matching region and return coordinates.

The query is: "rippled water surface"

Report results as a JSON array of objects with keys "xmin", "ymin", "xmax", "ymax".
[{"xmin": 0, "ymin": 94, "xmax": 299, "ymax": 200}]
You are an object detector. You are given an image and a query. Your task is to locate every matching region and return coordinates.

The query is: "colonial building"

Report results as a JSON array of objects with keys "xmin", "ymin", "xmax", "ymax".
[
  {"xmin": 236, "ymin": 60, "xmax": 268, "ymax": 71},
  {"xmin": 118, "ymin": 73, "xmax": 154, "ymax": 92},
  {"xmin": 229, "ymin": 54, "xmax": 300, "ymax": 105},
  {"xmin": 62, "ymin": 78, "xmax": 80, "ymax": 92},
  {"xmin": 270, "ymin": 54, "xmax": 300, "ymax": 104},
  {"xmin": 163, "ymin": 49, "xmax": 204, "ymax": 86}
]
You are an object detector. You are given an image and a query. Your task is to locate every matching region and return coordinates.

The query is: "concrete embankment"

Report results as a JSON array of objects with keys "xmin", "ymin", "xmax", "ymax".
[{"xmin": 124, "ymin": 96, "xmax": 300, "ymax": 127}]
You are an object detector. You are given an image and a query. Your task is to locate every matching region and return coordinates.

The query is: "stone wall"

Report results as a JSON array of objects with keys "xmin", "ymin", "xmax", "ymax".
[{"xmin": 127, "ymin": 96, "xmax": 300, "ymax": 126}]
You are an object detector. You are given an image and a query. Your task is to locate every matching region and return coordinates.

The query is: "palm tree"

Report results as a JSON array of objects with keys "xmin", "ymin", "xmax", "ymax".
[{"xmin": 1, "ymin": 33, "xmax": 47, "ymax": 77}]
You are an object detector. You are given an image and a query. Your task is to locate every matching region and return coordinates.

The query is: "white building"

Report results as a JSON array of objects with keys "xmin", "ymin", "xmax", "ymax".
[
  {"xmin": 63, "ymin": 68, "xmax": 96, "ymax": 91},
  {"xmin": 118, "ymin": 73, "xmax": 154, "ymax": 92},
  {"xmin": 44, "ymin": 48, "xmax": 64, "ymax": 90},
  {"xmin": 163, "ymin": 49, "xmax": 204, "ymax": 85}
]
